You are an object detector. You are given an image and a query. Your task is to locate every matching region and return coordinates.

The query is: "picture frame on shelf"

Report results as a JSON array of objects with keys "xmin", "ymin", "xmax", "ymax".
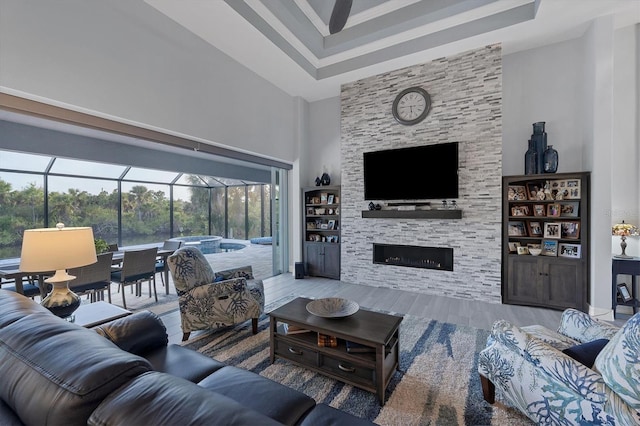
[
  {"xmin": 543, "ymin": 222, "xmax": 561, "ymax": 239},
  {"xmin": 526, "ymin": 183, "xmax": 543, "ymax": 200},
  {"xmin": 517, "ymin": 246, "xmax": 530, "ymax": 255},
  {"xmin": 508, "ymin": 221, "xmax": 527, "ymax": 237},
  {"xmin": 541, "ymin": 239, "xmax": 558, "ymax": 256},
  {"xmin": 561, "ymin": 221, "xmax": 580, "ymax": 239},
  {"xmin": 327, "ymin": 194, "xmax": 335, "ymax": 204},
  {"xmin": 547, "ymin": 203, "xmax": 561, "ymax": 217},
  {"xmin": 311, "ymin": 196, "xmax": 321, "ymax": 204},
  {"xmin": 508, "ymin": 185, "xmax": 528, "ymax": 201},
  {"xmin": 320, "ymin": 223, "xmax": 329, "ymax": 230},
  {"xmin": 306, "ymin": 207, "xmax": 315, "ymax": 215},
  {"xmin": 320, "ymin": 193, "xmax": 328, "ymax": 204},
  {"xmin": 511, "ymin": 205, "xmax": 530, "ymax": 216},
  {"xmin": 327, "ymin": 220, "xmax": 336, "ymax": 230},
  {"xmin": 559, "ymin": 201, "xmax": 579, "ymax": 217},
  {"xmin": 617, "ymin": 283, "xmax": 632, "ymax": 302},
  {"xmin": 565, "ymin": 179, "xmax": 581, "ymax": 199},
  {"xmin": 559, "ymin": 243, "xmax": 581, "ymax": 258},
  {"xmin": 508, "ymin": 242, "xmax": 521, "ymax": 253},
  {"xmin": 533, "ymin": 204, "xmax": 546, "ymax": 217},
  {"xmin": 527, "ymin": 221, "xmax": 543, "ymax": 237}
]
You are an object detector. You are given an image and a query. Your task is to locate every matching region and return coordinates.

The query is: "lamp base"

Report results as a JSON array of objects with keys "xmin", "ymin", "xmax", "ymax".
[
  {"xmin": 41, "ymin": 282, "xmax": 80, "ymax": 319},
  {"xmin": 614, "ymin": 254, "xmax": 633, "ymax": 259}
]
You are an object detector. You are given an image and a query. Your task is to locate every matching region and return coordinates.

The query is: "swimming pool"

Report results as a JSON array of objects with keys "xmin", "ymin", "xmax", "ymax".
[{"xmin": 170, "ymin": 236, "xmax": 246, "ymax": 254}]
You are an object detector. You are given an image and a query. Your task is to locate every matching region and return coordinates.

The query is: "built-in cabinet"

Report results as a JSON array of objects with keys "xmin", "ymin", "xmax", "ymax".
[
  {"xmin": 303, "ymin": 186, "xmax": 341, "ymax": 279},
  {"xmin": 502, "ymin": 172, "xmax": 589, "ymax": 312}
]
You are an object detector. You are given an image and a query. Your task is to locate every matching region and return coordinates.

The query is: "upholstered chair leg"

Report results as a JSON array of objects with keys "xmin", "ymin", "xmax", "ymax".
[
  {"xmin": 480, "ymin": 374, "xmax": 495, "ymax": 404},
  {"xmin": 252, "ymin": 318, "xmax": 258, "ymax": 334},
  {"xmin": 121, "ymin": 287, "xmax": 127, "ymax": 310},
  {"xmin": 182, "ymin": 332, "xmax": 191, "ymax": 341}
]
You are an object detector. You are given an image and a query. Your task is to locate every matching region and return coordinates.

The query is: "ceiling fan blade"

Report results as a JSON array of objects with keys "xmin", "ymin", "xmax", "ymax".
[{"xmin": 329, "ymin": 0, "xmax": 352, "ymax": 34}]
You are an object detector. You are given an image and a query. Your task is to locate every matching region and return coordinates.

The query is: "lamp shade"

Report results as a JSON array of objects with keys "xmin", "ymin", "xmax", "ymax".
[
  {"xmin": 20, "ymin": 225, "xmax": 97, "ymax": 274},
  {"xmin": 612, "ymin": 221, "xmax": 637, "ymax": 236}
]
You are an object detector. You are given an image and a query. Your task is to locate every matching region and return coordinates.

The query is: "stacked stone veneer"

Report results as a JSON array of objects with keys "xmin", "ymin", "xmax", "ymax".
[{"xmin": 340, "ymin": 45, "xmax": 503, "ymax": 302}]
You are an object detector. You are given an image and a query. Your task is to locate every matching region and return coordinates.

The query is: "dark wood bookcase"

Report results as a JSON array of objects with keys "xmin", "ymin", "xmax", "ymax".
[
  {"xmin": 502, "ymin": 172, "xmax": 590, "ymax": 312},
  {"xmin": 303, "ymin": 186, "xmax": 341, "ymax": 279}
]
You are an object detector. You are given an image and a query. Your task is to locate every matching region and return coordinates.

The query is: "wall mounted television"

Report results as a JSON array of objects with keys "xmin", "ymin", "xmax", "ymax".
[{"xmin": 363, "ymin": 142, "xmax": 459, "ymax": 201}]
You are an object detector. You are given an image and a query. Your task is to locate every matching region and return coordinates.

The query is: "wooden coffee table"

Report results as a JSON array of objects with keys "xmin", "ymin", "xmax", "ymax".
[
  {"xmin": 268, "ymin": 297, "xmax": 402, "ymax": 404},
  {"xmin": 71, "ymin": 301, "xmax": 132, "ymax": 328}
]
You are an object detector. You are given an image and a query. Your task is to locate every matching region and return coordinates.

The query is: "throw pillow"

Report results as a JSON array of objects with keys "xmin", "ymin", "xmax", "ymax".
[{"xmin": 562, "ymin": 338, "xmax": 610, "ymax": 368}]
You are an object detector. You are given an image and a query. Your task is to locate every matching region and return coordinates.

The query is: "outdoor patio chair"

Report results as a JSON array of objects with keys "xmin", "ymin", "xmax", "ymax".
[
  {"xmin": 110, "ymin": 247, "xmax": 158, "ymax": 310},
  {"xmin": 68, "ymin": 252, "xmax": 114, "ymax": 303},
  {"xmin": 167, "ymin": 246, "xmax": 264, "ymax": 341},
  {"xmin": 156, "ymin": 240, "xmax": 183, "ymax": 287}
]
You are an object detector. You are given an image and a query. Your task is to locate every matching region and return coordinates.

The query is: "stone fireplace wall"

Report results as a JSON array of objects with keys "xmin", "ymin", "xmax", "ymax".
[{"xmin": 340, "ymin": 45, "xmax": 503, "ymax": 302}]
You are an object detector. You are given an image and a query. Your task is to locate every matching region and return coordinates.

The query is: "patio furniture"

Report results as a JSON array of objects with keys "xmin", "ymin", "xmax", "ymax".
[
  {"xmin": 110, "ymin": 247, "xmax": 158, "ymax": 310},
  {"xmin": 478, "ymin": 308, "xmax": 639, "ymax": 424},
  {"xmin": 167, "ymin": 246, "xmax": 265, "ymax": 341},
  {"xmin": 68, "ymin": 252, "xmax": 114, "ymax": 303},
  {"xmin": 156, "ymin": 240, "xmax": 183, "ymax": 287}
]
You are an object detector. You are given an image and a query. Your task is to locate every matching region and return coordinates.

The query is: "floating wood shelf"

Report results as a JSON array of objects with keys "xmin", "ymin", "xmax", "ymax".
[{"xmin": 361, "ymin": 210, "xmax": 462, "ymax": 219}]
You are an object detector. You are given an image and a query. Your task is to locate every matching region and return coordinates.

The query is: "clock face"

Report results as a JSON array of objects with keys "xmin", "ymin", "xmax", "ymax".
[{"xmin": 392, "ymin": 87, "xmax": 431, "ymax": 125}]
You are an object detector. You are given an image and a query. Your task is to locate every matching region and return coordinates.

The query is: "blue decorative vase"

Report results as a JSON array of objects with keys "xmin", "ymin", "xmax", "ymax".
[
  {"xmin": 543, "ymin": 145, "xmax": 558, "ymax": 173},
  {"xmin": 531, "ymin": 122, "xmax": 547, "ymax": 174},
  {"xmin": 524, "ymin": 140, "xmax": 537, "ymax": 175}
]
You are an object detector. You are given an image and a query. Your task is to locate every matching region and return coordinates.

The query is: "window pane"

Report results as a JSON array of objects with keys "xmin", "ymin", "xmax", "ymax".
[
  {"xmin": 263, "ymin": 184, "xmax": 272, "ymax": 237},
  {"xmin": 175, "ymin": 174, "xmax": 207, "ymax": 186},
  {"xmin": 210, "ymin": 187, "xmax": 226, "ymax": 237},
  {"xmin": 0, "ymin": 172, "xmax": 45, "ymax": 258},
  {"xmin": 49, "ymin": 158, "xmax": 127, "ymax": 179},
  {"xmin": 173, "ymin": 182, "xmax": 209, "ymax": 237},
  {"xmin": 0, "ymin": 151, "xmax": 52, "ymax": 172},
  {"xmin": 227, "ymin": 186, "xmax": 246, "ymax": 239},
  {"xmin": 47, "ymin": 176, "xmax": 119, "ymax": 244},
  {"xmin": 121, "ymin": 182, "xmax": 170, "ymax": 246},
  {"xmin": 247, "ymin": 185, "xmax": 262, "ymax": 239}
]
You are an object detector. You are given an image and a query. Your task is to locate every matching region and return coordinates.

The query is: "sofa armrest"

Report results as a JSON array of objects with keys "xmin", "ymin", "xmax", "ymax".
[
  {"xmin": 94, "ymin": 311, "xmax": 168, "ymax": 356},
  {"xmin": 557, "ymin": 309, "xmax": 620, "ymax": 343},
  {"xmin": 215, "ymin": 265, "xmax": 254, "ymax": 280}
]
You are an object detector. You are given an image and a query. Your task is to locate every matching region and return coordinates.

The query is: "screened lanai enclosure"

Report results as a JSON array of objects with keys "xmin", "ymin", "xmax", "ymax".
[{"xmin": 0, "ymin": 149, "xmax": 273, "ymax": 260}]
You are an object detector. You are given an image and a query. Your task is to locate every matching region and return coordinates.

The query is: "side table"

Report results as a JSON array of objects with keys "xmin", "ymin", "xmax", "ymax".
[
  {"xmin": 71, "ymin": 301, "xmax": 132, "ymax": 328},
  {"xmin": 612, "ymin": 257, "xmax": 640, "ymax": 319}
]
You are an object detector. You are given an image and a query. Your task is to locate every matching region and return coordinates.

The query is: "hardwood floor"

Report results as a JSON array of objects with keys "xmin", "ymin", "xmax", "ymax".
[{"xmin": 160, "ymin": 273, "xmax": 582, "ymax": 345}]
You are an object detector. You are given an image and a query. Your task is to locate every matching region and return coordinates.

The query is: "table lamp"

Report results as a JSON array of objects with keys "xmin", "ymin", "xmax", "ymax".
[
  {"xmin": 19, "ymin": 223, "xmax": 97, "ymax": 320},
  {"xmin": 612, "ymin": 220, "xmax": 637, "ymax": 259}
]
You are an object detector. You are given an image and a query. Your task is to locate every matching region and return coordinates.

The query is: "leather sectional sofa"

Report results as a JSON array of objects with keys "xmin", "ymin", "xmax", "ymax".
[{"xmin": 0, "ymin": 290, "xmax": 373, "ymax": 425}]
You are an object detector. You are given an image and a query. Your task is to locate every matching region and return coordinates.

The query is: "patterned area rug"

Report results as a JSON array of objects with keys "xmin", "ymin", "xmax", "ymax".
[{"xmin": 181, "ymin": 301, "xmax": 533, "ymax": 425}]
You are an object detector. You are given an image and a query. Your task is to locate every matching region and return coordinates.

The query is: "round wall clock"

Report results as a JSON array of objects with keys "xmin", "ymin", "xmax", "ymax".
[{"xmin": 392, "ymin": 87, "xmax": 431, "ymax": 125}]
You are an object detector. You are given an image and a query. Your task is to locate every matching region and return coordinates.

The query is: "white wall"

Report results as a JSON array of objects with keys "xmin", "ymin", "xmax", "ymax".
[
  {"xmin": 0, "ymin": 0, "xmax": 298, "ymax": 164},
  {"xmin": 305, "ymin": 97, "xmax": 342, "ymax": 188}
]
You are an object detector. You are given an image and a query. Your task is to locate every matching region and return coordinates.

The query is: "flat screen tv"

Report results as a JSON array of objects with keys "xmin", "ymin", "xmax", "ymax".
[{"xmin": 363, "ymin": 142, "xmax": 459, "ymax": 201}]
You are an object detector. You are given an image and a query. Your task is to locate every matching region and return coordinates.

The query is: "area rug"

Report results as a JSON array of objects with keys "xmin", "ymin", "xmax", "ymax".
[{"xmin": 182, "ymin": 304, "xmax": 532, "ymax": 425}]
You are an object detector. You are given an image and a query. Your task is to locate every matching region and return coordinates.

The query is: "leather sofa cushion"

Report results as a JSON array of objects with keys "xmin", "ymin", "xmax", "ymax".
[
  {"xmin": 198, "ymin": 366, "xmax": 316, "ymax": 425},
  {"xmin": 0, "ymin": 289, "xmax": 50, "ymax": 328},
  {"xmin": 89, "ymin": 371, "xmax": 282, "ymax": 426},
  {"xmin": 0, "ymin": 399, "xmax": 23, "ymax": 426},
  {"xmin": 145, "ymin": 344, "xmax": 226, "ymax": 383},
  {"xmin": 94, "ymin": 310, "xmax": 168, "ymax": 354},
  {"xmin": 299, "ymin": 403, "xmax": 374, "ymax": 426},
  {"xmin": 0, "ymin": 314, "xmax": 151, "ymax": 425}
]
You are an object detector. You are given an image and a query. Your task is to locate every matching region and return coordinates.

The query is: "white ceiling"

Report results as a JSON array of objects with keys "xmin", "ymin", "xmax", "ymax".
[{"xmin": 145, "ymin": 0, "xmax": 640, "ymax": 102}]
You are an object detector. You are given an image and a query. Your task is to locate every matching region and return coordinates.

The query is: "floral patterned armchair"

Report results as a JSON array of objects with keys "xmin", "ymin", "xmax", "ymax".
[
  {"xmin": 478, "ymin": 309, "xmax": 640, "ymax": 425},
  {"xmin": 167, "ymin": 246, "xmax": 265, "ymax": 341}
]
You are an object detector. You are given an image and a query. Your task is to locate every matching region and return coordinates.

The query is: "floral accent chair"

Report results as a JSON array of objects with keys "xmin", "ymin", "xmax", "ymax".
[
  {"xmin": 478, "ymin": 309, "xmax": 640, "ymax": 425},
  {"xmin": 167, "ymin": 246, "xmax": 265, "ymax": 341}
]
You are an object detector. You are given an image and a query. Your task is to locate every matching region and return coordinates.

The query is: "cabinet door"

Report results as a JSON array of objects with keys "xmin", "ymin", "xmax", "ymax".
[
  {"xmin": 506, "ymin": 256, "xmax": 543, "ymax": 305},
  {"xmin": 543, "ymin": 259, "xmax": 584, "ymax": 310},
  {"xmin": 304, "ymin": 243, "xmax": 323, "ymax": 277},
  {"xmin": 323, "ymin": 244, "xmax": 341, "ymax": 279}
]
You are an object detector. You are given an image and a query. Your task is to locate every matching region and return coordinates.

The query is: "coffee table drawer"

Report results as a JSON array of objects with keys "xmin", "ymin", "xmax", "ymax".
[
  {"xmin": 274, "ymin": 338, "xmax": 318, "ymax": 365},
  {"xmin": 320, "ymin": 356, "xmax": 374, "ymax": 384}
]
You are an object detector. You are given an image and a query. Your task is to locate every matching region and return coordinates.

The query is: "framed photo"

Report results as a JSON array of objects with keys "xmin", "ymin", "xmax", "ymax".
[
  {"xmin": 511, "ymin": 205, "xmax": 530, "ymax": 216},
  {"xmin": 311, "ymin": 196, "xmax": 321, "ymax": 204},
  {"xmin": 320, "ymin": 193, "xmax": 328, "ymax": 204},
  {"xmin": 559, "ymin": 201, "xmax": 579, "ymax": 217},
  {"xmin": 508, "ymin": 185, "xmax": 527, "ymax": 201},
  {"xmin": 543, "ymin": 222, "xmax": 561, "ymax": 239},
  {"xmin": 517, "ymin": 246, "xmax": 530, "ymax": 255},
  {"xmin": 559, "ymin": 243, "xmax": 581, "ymax": 258},
  {"xmin": 306, "ymin": 207, "xmax": 315, "ymax": 215},
  {"xmin": 327, "ymin": 219, "xmax": 336, "ymax": 230},
  {"xmin": 617, "ymin": 283, "xmax": 632, "ymax": 302},
  {"xmin": 508, "ymin": 242, "xmax": 521, "ymax": 253},
  {"xmin": 320, "ymin": 223, "xmax": 328, "ymax": 230},
  {"xmin": 327, "ymin": 194, "xmax": 335, "ymax": 204},
  {"xmin": 526, "ymin": 183, "xmax": 543, "ymax": 201},
  {"xmin": 561, "ymin": 221, "xmax": 580, "ymax": 239},
  {"xmin": 533, "ymin": 204, "xmax": 546, "ymax": 217},
  {"xmin": 527, "ymin": 221, "xmax": 543, "ymax": 237},
  {"xmin": 508, "ymin": 221, "xmax": 527, "ymax": 237},
  {"xmin": 541, "ymin": 239, "xmax": 558, "ymax": 256},
  {"xmin": 565, "ymin": 179, "xmax": 581, "ymax": 199},
  {"xmin": 547, "ymin": 203, "xmax": 561, "ymax": 217}
]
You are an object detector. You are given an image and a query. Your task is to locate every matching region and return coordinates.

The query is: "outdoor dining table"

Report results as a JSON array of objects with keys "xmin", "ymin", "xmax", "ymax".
[
  {"xmin": 0, "ymin": 266, "xmax": 50, "ymax": 298},
  {"xmin": 110, "ymin": 249, "xmax": 175, "ymax": 295}
]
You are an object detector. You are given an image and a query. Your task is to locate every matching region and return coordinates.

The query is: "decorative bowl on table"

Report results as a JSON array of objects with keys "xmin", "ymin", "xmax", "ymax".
[
  {"xmin": 529, "ymin": 248, "xmax": 542, "ymax": 256},
  {"xmin": 306, "ymin": 298, "xmax": 359, "ymax": 318}
]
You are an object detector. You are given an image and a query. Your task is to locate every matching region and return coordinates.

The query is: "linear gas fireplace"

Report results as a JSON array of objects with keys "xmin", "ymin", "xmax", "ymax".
[{"xmin": 373, "ymin": 243, "xmax": 453, "ymax": 271}]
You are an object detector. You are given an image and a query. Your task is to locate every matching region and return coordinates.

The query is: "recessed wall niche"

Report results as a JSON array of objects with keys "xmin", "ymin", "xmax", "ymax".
[{"xmin": 339, "ymin": 44, "xmax": 503, "ymax": 303}]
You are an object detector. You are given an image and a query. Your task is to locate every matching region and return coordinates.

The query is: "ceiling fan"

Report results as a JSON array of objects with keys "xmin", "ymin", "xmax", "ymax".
[{"xmin": 329, "ymin": 0, "xmax": 353, "ymax": 34}]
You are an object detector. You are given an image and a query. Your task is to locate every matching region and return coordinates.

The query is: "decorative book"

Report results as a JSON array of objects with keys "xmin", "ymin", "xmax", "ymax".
[{"xmin": 317, "ymin": 333, "xmax": 338, "ymax": 347}]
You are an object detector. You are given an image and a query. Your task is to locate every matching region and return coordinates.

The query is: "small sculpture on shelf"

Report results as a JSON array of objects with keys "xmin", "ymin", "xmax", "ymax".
[{"xmin": 320, "ymin": 173, "xmax": 331, "ymax": 186}]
